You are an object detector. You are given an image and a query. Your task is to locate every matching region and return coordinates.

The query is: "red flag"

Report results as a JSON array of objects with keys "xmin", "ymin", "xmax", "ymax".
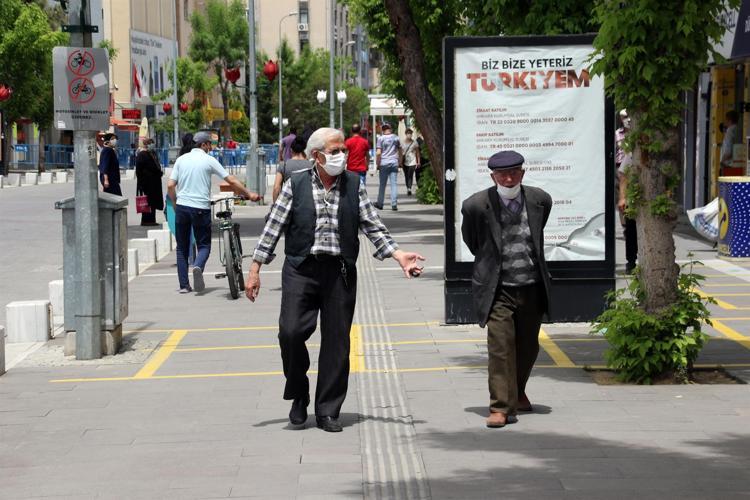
[{"xmin": 132, "ymin": 64, "xmax": 142, "ymax": 99}]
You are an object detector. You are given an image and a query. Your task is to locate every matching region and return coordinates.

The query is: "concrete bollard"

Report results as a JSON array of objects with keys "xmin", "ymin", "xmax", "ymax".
[
  {"xmin": 39, "ymin": 172, "xmax": 53, "ymax": 184},
  {"xmin": 7, "ymin": 173, "xmax": 21, "ymax": 187},
  {"xmin": 1, "ymin": 326, "xmax": 5, "ymax": 376},
  {"xmin": 55, "ymin": 171, "xmax": 69, "ymax": 183},
  {"xmin": 129, "ymin": 238, "xmax": 157, "ymax": 264},
  {"xmin": 48, "ymin": 280, "xmax": 64, "ymax": 327},
  {"xmin": 6, "ymin": 300, "xmax": 51, "ymax": 343},
  {"xmin": 147, "ymin": 229, "xmax": 172, "ymax": 259},
  {"xmin": 24, "ymin": 173, "xmax": 38, "ymax": 186},
  {"xmin": 128, "ymin": 248, "xmax": 139, "ymax": 277},
  {"xmin": 0, "ymin": 175, "xmax": 4, "ymax": 188}
]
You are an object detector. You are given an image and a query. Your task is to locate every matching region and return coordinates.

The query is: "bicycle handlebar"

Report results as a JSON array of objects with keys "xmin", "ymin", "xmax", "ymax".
[{"xmin": 210, "ymin": 195, "xmax": 246, "ymax": 205}]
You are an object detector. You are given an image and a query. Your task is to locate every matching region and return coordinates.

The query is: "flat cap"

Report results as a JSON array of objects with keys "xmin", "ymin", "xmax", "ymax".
[
  {"xmin": 488, "ymin": 150, "xmax": 524, "ymax": 170},
  {"xmin": 193, "ymin": 131, "xmax": 212, "ymax": 144}
]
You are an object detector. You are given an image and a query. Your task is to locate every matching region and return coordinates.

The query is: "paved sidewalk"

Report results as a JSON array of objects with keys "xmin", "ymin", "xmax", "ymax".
[{"xmin": 2, "ymin": 181, "xmax": 750, "ymax": 499}]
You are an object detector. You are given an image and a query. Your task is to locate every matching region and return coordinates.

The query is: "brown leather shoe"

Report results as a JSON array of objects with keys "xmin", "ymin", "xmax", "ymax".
[
  {"xmin": 518, "ymin": 394, "xmax": 533, "ymax": 412},
  {"xmin": 486, "ymin": 412, "xmax": 508, "ymax": 428}
]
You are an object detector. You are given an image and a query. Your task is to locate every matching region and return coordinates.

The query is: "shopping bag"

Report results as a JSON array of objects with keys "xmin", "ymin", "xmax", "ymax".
[
  {"xmin": 135, "ymin": 195, "xmax": 152, "ymax": 214},
  {"xmin": 686, "ymin": 197, "xmax": 719, "ymax": 242}
]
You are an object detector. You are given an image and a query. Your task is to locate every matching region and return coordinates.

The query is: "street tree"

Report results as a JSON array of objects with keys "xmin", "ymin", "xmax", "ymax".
[
  {"xmin": 590, "ymin": 1, "xmax": 738, "ymax": 382},
  {"xmin": 152, "ymin": 57, "xmax": 219, "ymax": 137},
  {"xmin": 0, "ymin": 0, "xmax": 67, "ymax": 174},
  {"xmin": 188, "ymin": 0, "xmax": 248, "ymax": 141}
]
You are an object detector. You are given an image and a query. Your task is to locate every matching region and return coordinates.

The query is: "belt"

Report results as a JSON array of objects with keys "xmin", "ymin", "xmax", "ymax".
[{"xmin": 309, "ymin": 253, "xmax": 340, "ymax": 261}]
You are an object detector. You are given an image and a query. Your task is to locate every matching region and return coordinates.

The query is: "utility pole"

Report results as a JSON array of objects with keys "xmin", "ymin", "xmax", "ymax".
[
  {"xmin": 172, "ymin": 0, "xmax": 179, "ymax": 147},
  {"xmin": 329, "ymin": 0, "xmax": 335, "ymax": 128},
  {"xmin": 68, "ymin": 0, "xmax": 102, "ymax": 359},
  {"xmin": 246, "ymin": 0, "xmax": 259, "ymax": 190}
]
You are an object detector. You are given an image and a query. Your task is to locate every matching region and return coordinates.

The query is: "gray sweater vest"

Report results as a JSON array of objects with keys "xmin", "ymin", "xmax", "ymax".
[
  {"xmin": 284, "ymin": 169, "xmax": 361, "ymax": 268},
  {"xmin": 499, "ymin": 201, "xmax": 540, "ymax": 286}
]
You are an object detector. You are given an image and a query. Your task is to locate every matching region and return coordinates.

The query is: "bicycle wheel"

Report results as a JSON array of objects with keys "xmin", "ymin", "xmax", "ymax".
[
  {"xmin": 232, "ymin": 223, "xmax": 245, "ymax": 291},
  {"xmin": 223, "ymin": 229, "xmax": 239, "ymax": 299}
]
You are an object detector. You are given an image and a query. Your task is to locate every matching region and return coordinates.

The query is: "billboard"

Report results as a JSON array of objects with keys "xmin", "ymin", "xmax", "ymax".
[
  {"xmin": 443, "ymin": 35, "xmax": 615, "ymax": 323},
  {"xmin": 451, "ymin": 43, "xmax": 606, "ymax": 262},
  {"xmin": 130, "ymin": 30, "xmax": 176, "ymax": 104}
]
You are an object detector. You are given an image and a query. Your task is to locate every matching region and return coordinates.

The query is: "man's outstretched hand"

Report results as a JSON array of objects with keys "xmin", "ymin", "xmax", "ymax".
[
  {"xmin": 245, "ymin": 268, "xmax": 261, "ymax": 302},
  {"xmin": 392, "ymin": 250, "xmax": 425, "ymax": 278}
]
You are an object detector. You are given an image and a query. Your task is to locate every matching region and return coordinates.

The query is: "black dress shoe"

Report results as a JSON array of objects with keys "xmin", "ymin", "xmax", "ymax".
[
  {"xmin": 316, "ymin": 416, "xmax": 343, "ymax": 432},
  {"xmin": 289, "ymin": 395, "xmax": 309, "ymax": 426}
]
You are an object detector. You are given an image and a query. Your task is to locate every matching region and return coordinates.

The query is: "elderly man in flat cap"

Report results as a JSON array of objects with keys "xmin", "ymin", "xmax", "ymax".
[{"xmin": 460, "ymin": 150, "xmax": 552, "ymax": 428}]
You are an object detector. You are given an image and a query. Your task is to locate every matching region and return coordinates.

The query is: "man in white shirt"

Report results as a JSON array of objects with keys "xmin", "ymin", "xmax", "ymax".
[{"xmin": 167, "ymin": 131, "xmax": 261, "ymax": 293}]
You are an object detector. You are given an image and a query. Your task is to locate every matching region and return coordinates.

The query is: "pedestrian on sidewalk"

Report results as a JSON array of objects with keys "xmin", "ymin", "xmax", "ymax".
[
  {"xmin": 345, "ymin": 123, "xmax": 370, "ymax": 185},
  {"xmin": 245, "ymin": 127, "xmax": 425, "ymax": 433},
  {"xmin": 167, "ymin": 131, "xmax": 262, "ymax": 294},
  {"xmin": 460, "ymin": 150, "xmax": 552, "ymax": 429},
  {"xmin": 375, "ymin": 122, "xmax": 401, "ymax": 211},
  {"xmin": 400, "ymin": 128, "xmax": 420, "ymax": 196},
  {"xmin": 135, "ymin": 138, "xmax": 164, "ymax": 226},
  {"xmin": 281, "ymin": 126, "xmax": 297, "ymax": 162},
  {"xmin": 98, "ymin": 133, "xmax": 121, "ymax": 196},
  {"xmin": 616, "ymin": 109, "xmax": 637, "ymax": 274},
  {"xmin": 272, "ymin": 136, "xmax": 309, "ymax": 202}
]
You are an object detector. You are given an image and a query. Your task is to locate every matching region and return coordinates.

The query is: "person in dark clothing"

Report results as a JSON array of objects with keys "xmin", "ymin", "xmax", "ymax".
[
  {"xmin": 135, "ymin": 138, "xmax": 165, "ymax": 226},
  {"xmin": 99, "ymin": 133, "xmax": 121, "ymax": 196},
  {"xmin": 178, "ymin": 133, "xmax": 195, "ymax": 157}
]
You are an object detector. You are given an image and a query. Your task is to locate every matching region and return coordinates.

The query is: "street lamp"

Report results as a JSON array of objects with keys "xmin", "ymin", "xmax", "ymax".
[
  {"xmin": 278, "ymin": 11, "xmax": 298, "ymax": 154},
  {"xmin": 317, "ymin": 90, "xmax": 327, "ymax": 104},
  {"xmin": 336, "ymin": 90, "xmax": 347, "ymax": 132}
]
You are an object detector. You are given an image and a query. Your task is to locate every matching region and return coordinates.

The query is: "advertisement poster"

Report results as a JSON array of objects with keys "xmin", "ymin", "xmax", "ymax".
[
  {"xmin": 453, "ymin": 44, "xmax": 606, "ymax": 262},
  {"xmin": 130, "ymin": 30, "xmax": 176, "ymax": 104}
]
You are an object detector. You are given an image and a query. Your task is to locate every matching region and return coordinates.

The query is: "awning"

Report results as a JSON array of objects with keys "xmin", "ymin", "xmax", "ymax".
[
  {"xmin": 369, "ymin": 94, "xmax": 406, "ymax": 116},
  {"xmin": 110, "ymin": 117, "xmax": 140, "ymax": 132}
]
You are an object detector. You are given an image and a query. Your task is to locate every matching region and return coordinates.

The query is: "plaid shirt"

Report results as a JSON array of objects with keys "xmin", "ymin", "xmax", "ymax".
[{"xmin": 253, "ymin": 168, "xmax": 399, "ymax": 264}]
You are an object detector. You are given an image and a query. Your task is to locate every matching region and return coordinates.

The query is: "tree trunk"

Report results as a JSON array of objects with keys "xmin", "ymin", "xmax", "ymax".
[
  {"xmin": 382, "ymin": 0, "xmax": 444, "ymax": 194},
  {"xmin": 633, "ymin": 114, "xmax": 680, "ymax": 314},
  {"xmin": 37, "ymin": 128, "xmax": 46, "ymax": 174}
]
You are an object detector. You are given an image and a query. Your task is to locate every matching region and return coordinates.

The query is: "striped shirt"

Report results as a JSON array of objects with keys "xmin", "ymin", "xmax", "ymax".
[{"xmin": 253, "ymin": 168, "xmax": 399, "ymax": 264}]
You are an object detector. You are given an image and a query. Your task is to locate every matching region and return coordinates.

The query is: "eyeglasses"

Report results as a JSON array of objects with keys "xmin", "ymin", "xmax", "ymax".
[{"xmin": 323, "ymin": 148, "xmax": 348, "ymax": 155}]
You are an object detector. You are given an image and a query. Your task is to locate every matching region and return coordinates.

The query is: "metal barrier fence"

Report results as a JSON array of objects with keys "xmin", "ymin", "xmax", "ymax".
[{"xmin": 9, "ymin": 144, "xmax": 279, "ymax": 173}]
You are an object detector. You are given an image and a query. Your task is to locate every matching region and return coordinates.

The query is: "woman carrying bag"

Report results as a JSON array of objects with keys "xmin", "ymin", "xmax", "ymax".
[{"xmin": 135, "ymin": 138, "xmax": 165, "ymax": 226}]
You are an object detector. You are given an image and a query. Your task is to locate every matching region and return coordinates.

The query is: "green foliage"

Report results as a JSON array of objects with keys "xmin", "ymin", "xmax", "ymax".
[
  {"xmin": 98, "ymin": 39, "xmax": 119, "ymax": 62},
  {"xmin": 590, "ymin": 0, "xmax": 739, "ymax": 152},
  {"xmin": 591, "ymin": 262, "xmax": 715, "ymax": 384},
  {"xmin": 345, "ymin": 0, "xmax": 595, "ymax": 130},
  {"xmin": 0, "ymin": 0, "xmax": 67, "ymax": 126},
  {"xmin": 461, "ymin": 0, "xmax": 597, "ymax": 36},
  {"xmin": 188, "ymin": 0, "xmax": 249, "ymax": 139},
  {"xmin": 415, "ymin": 166, "xmax": 442, "ymax": 205},
  {"xmin": 256, "ymin": 43, "xmax": 370, "ymax": 144}
]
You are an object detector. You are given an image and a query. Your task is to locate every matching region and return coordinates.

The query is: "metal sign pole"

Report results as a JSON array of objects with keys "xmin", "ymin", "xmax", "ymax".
[
  {"xmin": 172, "ymin": 1, "xmax": 179, "ymax": 148},
  {"xmin": 246, "ymin": 0, "xmax": 259, "ymax": 192},
  {"xmin": 69, "ymin": 0, "xmax": 102, "ymax": 359}
]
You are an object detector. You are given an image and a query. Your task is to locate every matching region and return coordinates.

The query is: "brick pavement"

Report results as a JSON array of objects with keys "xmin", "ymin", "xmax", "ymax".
[{"xmin": 1, "ymin": 182, "xmax": 750, "ymax": 499}]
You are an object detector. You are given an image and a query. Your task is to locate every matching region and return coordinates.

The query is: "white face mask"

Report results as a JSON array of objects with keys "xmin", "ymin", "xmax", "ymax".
[
  {"xmin": 109, "ymin": 139, "xmax": 118, "ymax": 147},
  {"xmin": 497, "ymin": 183, "xmax": 521, "ymax": 199},
  {"xmin": 147, "ymin": 143, "xmax": 155, "ymax": 150},
  {"xmin": 321, "ymin": 152, "xmax": 346, "ymax": 176}
]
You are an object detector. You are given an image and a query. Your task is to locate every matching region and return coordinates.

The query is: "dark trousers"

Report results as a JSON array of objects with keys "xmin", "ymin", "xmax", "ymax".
[
  {"xmin": 486, "ymin": 283, "xmax": 544, "ymax": 415},
  {"xmin": 624, "ymin": 217, "xmax": 638, "ymax": 266},
  {"xmin": 278, "ymin": 255, "xmax": 357, "ymax": 418},
  {"xmin": 174, "ymin": 204, "xmax": 212, "ymax": 289},
  {"xmin": 140, "ymin": 211, "xmax": 156, "ymax": 225},
  {"xmin": 401, "ymin": 164, "xmax": 416, "ymax": 191}
]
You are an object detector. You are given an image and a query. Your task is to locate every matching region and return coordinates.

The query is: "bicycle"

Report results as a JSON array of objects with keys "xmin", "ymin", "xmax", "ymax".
[{"xmin": 211, "ymin": 196, "xmax": 246, "ymax": 299}]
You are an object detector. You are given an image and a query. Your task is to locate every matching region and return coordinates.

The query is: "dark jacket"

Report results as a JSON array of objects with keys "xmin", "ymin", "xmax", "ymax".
[
  {"xmin": 135, "ymin": 149, "xmax": 164, "ymax": 211},
  {"xmin": 461, "ymin": 185, "xmax": 552, "ymax": 327},
  {"xmin": 98, "ymin": 146, "xmax": 120, "ymax": 187}
]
